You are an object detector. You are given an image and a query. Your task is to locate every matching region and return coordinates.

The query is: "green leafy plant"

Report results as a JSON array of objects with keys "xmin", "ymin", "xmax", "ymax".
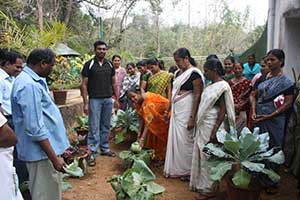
[
  {"xmin": 204, "ymin": 127, "xmax": 285, "ymax": 189},
  {"xmin": 63, "ymin": 157, "xmax": 84, "ymax": 178},
  {"xmin": 108, "ymin": 159, "xmax": 165, "ymax": 200},
  {"xmin": 111, "ymin": 108, "xmax": 140, "ymax": 144},
  {"xmin": 62, "ymin": 174, "xmax": 73, "ymax": 192},
  {"xmin": 75, "ymin": 115, "xmax": 88, "ymax": 130},
  {"xmin": 119, "ymin": 142, "xmax": 155, "ymax": 168},
  {"xmin": 48, "ymin": 56, "xmax": 82, "ymax": 90}
]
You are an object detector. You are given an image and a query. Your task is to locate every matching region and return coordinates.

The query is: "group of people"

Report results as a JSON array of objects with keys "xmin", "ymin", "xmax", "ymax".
[
  {"xmin": 0, "ymin": 48, "xmax": 69, "ymax": 200},
  {"xmin": 0, "ymin": 39, "xmax": 299, "ymax": 200},
  {"xmin": 108, "ymin": 46, "xmax": 298, "ymax": 199}
]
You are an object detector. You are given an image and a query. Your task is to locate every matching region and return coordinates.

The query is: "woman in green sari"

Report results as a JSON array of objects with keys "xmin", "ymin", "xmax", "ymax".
[{"xmin": 142, "ymin": 58, "xmax": 173, "ymax": 99}]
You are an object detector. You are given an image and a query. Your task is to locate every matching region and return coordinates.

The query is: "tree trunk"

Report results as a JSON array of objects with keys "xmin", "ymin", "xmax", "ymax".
[
  {"xmin": 155, "ymin": 12, "xmax": 160, "ymax": 56},
  {"xmin": 49, "ymin": 0, "xmax": 59, "ymax": 21},
  {"xmin": 64, "ymin": 0, "xmax": 73, "ymax": 26},
  {"xmin": 37, "ymin": 0, "xmax": 43, "ymax": 31}
]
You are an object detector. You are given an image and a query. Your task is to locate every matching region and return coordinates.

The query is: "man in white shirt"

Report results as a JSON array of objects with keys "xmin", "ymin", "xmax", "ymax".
[
  {"xmin": 0, "ymin": 50, "xmax": 23, "ymax": 127},
  {"xmin": 0, "ymin": 112, "xmax": 23, "ymax": 200}
]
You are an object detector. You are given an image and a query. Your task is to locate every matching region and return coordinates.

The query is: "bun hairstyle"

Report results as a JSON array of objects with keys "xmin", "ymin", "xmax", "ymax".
[
  {"xmin": 267, "ymin": 49, "xmax": 285, "ymax": 68},
  {"xmin": 173, "ymin": 48, "xmax": 197, "ymax": 66},
  {"xmin": 204, "ymin": 58, "xmax": 225, "ymax": 76}
]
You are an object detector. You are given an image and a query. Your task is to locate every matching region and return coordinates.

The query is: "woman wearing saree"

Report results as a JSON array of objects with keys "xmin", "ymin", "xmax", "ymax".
[
  {"xmin": 119, "ymin": 63, "xmax": 140, "ymax": 110},
  {"xmin": 142, "ymin": 58, "xmax": 173, "ymax": 99},
  {"xmin": 251, "ymin": 49, "xmax": 294, "ymax": 149},
  {"xmin": 128, "ymin": 91, "xmax": 170, "ymax": 160},
  {"xmin": 112, "ymin": 55, "xmax": 127, "ymax": 99},
  {"xmin": 223, "ymin": 56, "xmax": 235, "ymax": 81},
  {"xmin": 164, "ymin": 48, "xmax": 204, "ymax": 179},
  {"xmin": 190, "ymin": 58, "xmax": 235, "ymax": 199},
  {"xmin": 228, "ymin": 62, "xmax": 251, "ymax": 133}
]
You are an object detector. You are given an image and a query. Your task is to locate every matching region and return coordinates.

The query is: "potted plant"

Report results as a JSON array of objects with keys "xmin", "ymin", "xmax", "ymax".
[
  {"xmin": 111, "ymin": 108, "xmax": 140, "ymax": 144},
  {"xmin": 74, "ymin": 115, "xmax": 89, "ymax": 146},
  {"xmin": 203, "ymin": 127, "xmax": 285, "ymax": 200},
  {"xmin": 48, "ymin": 56, "xmax": 82, "ymax": 105}
]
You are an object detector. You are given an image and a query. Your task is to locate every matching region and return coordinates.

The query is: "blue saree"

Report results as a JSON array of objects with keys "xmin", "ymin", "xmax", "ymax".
[{"xmin": 255, "ymin": 75, "xmax": 294, "ymax": 148}]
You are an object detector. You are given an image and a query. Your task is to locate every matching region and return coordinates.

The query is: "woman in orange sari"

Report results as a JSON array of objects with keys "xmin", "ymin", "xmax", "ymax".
[{"xmin": 128, "ymin": 91, "xmax": 170, "ymax": 160}]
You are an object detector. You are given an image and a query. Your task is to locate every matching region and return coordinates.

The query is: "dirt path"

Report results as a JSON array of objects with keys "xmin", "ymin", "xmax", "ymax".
[
  {"xmin": 62, "ymin": 141, "xmax": 299, "ymax": 200},
  {"xmin": 62, "ymin": 141, "xmax": 196, "ymax": 200}
]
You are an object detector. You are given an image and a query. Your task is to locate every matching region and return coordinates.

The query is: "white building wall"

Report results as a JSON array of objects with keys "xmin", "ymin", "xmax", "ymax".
[{"xmin": 268, "ymin": 0, "xmax": 300, "ymax": 78}]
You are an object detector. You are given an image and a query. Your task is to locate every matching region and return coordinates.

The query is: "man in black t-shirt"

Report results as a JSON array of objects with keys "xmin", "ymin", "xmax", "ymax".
[{"xmin": 81, "ymin": 40, "xmax": 119, "ymax": 166}]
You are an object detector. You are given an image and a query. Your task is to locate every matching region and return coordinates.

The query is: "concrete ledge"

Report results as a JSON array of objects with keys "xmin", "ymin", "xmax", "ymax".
[{"xmin": 58, "ymin": 97, "xmax": 83, "ymax": 135}]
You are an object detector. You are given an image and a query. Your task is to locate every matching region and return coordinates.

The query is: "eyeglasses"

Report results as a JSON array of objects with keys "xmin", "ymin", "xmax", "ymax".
[{"xmin": 98, "ymin": 48, "xmax": 107, "ymax": 50}]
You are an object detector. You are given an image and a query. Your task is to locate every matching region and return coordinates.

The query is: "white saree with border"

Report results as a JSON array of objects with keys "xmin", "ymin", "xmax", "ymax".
[
  {"xmin": 190, "ymin": 80, "xmax": 235, "ymax": 192},
  {"xmin": 164, "ymin": 67, "xmax": 204, "ymax": 177}
]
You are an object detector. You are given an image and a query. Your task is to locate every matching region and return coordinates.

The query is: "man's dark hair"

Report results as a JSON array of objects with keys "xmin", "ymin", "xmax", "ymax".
[
  {"xmin": 27, "ymin": 48, "xmax": 55, "ymax": 66},
  {"xmin": 2, "ymin": 50, "xmax": 23, "ymax": 66},
  {"xmin": 0, "ymin": 48, "xmax": 8, "ymax": 66},
  {"xmin": 94, "ymin": 40, "xmax": 107, "ymax": 50}
]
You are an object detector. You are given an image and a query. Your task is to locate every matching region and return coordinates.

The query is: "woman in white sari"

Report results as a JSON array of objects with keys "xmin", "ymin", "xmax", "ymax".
[
  {"xmin": 190, "ymin": 58, "xmax": 235, "ymax": 199},
  {"xmin": 164, "ymin": 48, "xmax": 204, "ymax": 179}
]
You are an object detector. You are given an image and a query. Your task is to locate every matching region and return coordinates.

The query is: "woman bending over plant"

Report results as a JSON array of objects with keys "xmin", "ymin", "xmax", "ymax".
[{"xmin": 128, "ymin": 91, "xmax": 170, "ymax": 160}]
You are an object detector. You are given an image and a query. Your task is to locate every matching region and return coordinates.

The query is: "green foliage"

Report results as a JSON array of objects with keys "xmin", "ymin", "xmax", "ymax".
[
  {"xmin": 119, "ymin": 142, "xmax": 154, "ymax": 168},
  {"xmin": 0, "ymin": 0, "xmax": 264, "ymax": 64},
  {"xmin": 108, "ymin": 159, "xmax": 165, "ymax": 200},
  {"xmin": 76, "ymin": 116, "xmax": 88, "ymax": 130},
  {"xmin": 204, "ymin": 127, "xmax": 285, "ymax": 189},
  {"xmin": 63, "ymin": 158, "xmax": 84, "ymax": 178},
  {"xmin": 48, "ymin": 55, "xmax": 92, "ymax": 90},
  {"xmin": 111, "ymin": 108, "xmax": 140, "ymax": 144},
  {"xmin": 131, "ymin": 142, "xmax": 142, "ymax": 154}
]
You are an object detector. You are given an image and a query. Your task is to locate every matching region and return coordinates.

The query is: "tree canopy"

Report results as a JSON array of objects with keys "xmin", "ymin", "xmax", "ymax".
[{"xmin": 0, "ymin": 0, "xmax": 264, "ymax": 65}]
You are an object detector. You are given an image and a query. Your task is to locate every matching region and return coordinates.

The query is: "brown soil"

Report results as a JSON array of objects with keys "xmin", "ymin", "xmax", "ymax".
[{"xmin": 63, "ymin": 140, "xmax": 299, "ymax": 200}]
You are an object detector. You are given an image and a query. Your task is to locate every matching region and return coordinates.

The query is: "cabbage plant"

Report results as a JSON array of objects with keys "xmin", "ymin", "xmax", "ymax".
[
  {"xmin": 119, "ymin": 142, "xmax": 154, "ymax": 168},
  {"xmin": 204, "ymin": 127, "xmax": 285, "ymax": 189},
  {"xmin": 108, "ymin": 159, "xmax": 165, "ymax": 200},
  {"xmin": 111, "ymin": 108, "xmax": 140, "ymax": 144}
]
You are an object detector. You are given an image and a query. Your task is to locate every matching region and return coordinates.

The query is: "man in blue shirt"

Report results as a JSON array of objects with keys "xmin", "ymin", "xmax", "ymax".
[
  {"xmin": 11, "ymin": 48, "xmax": 70, "ymax": 200},
  {"xmin": 0, "ymin": 50, "xmax": 23, "ymax": 126}
]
